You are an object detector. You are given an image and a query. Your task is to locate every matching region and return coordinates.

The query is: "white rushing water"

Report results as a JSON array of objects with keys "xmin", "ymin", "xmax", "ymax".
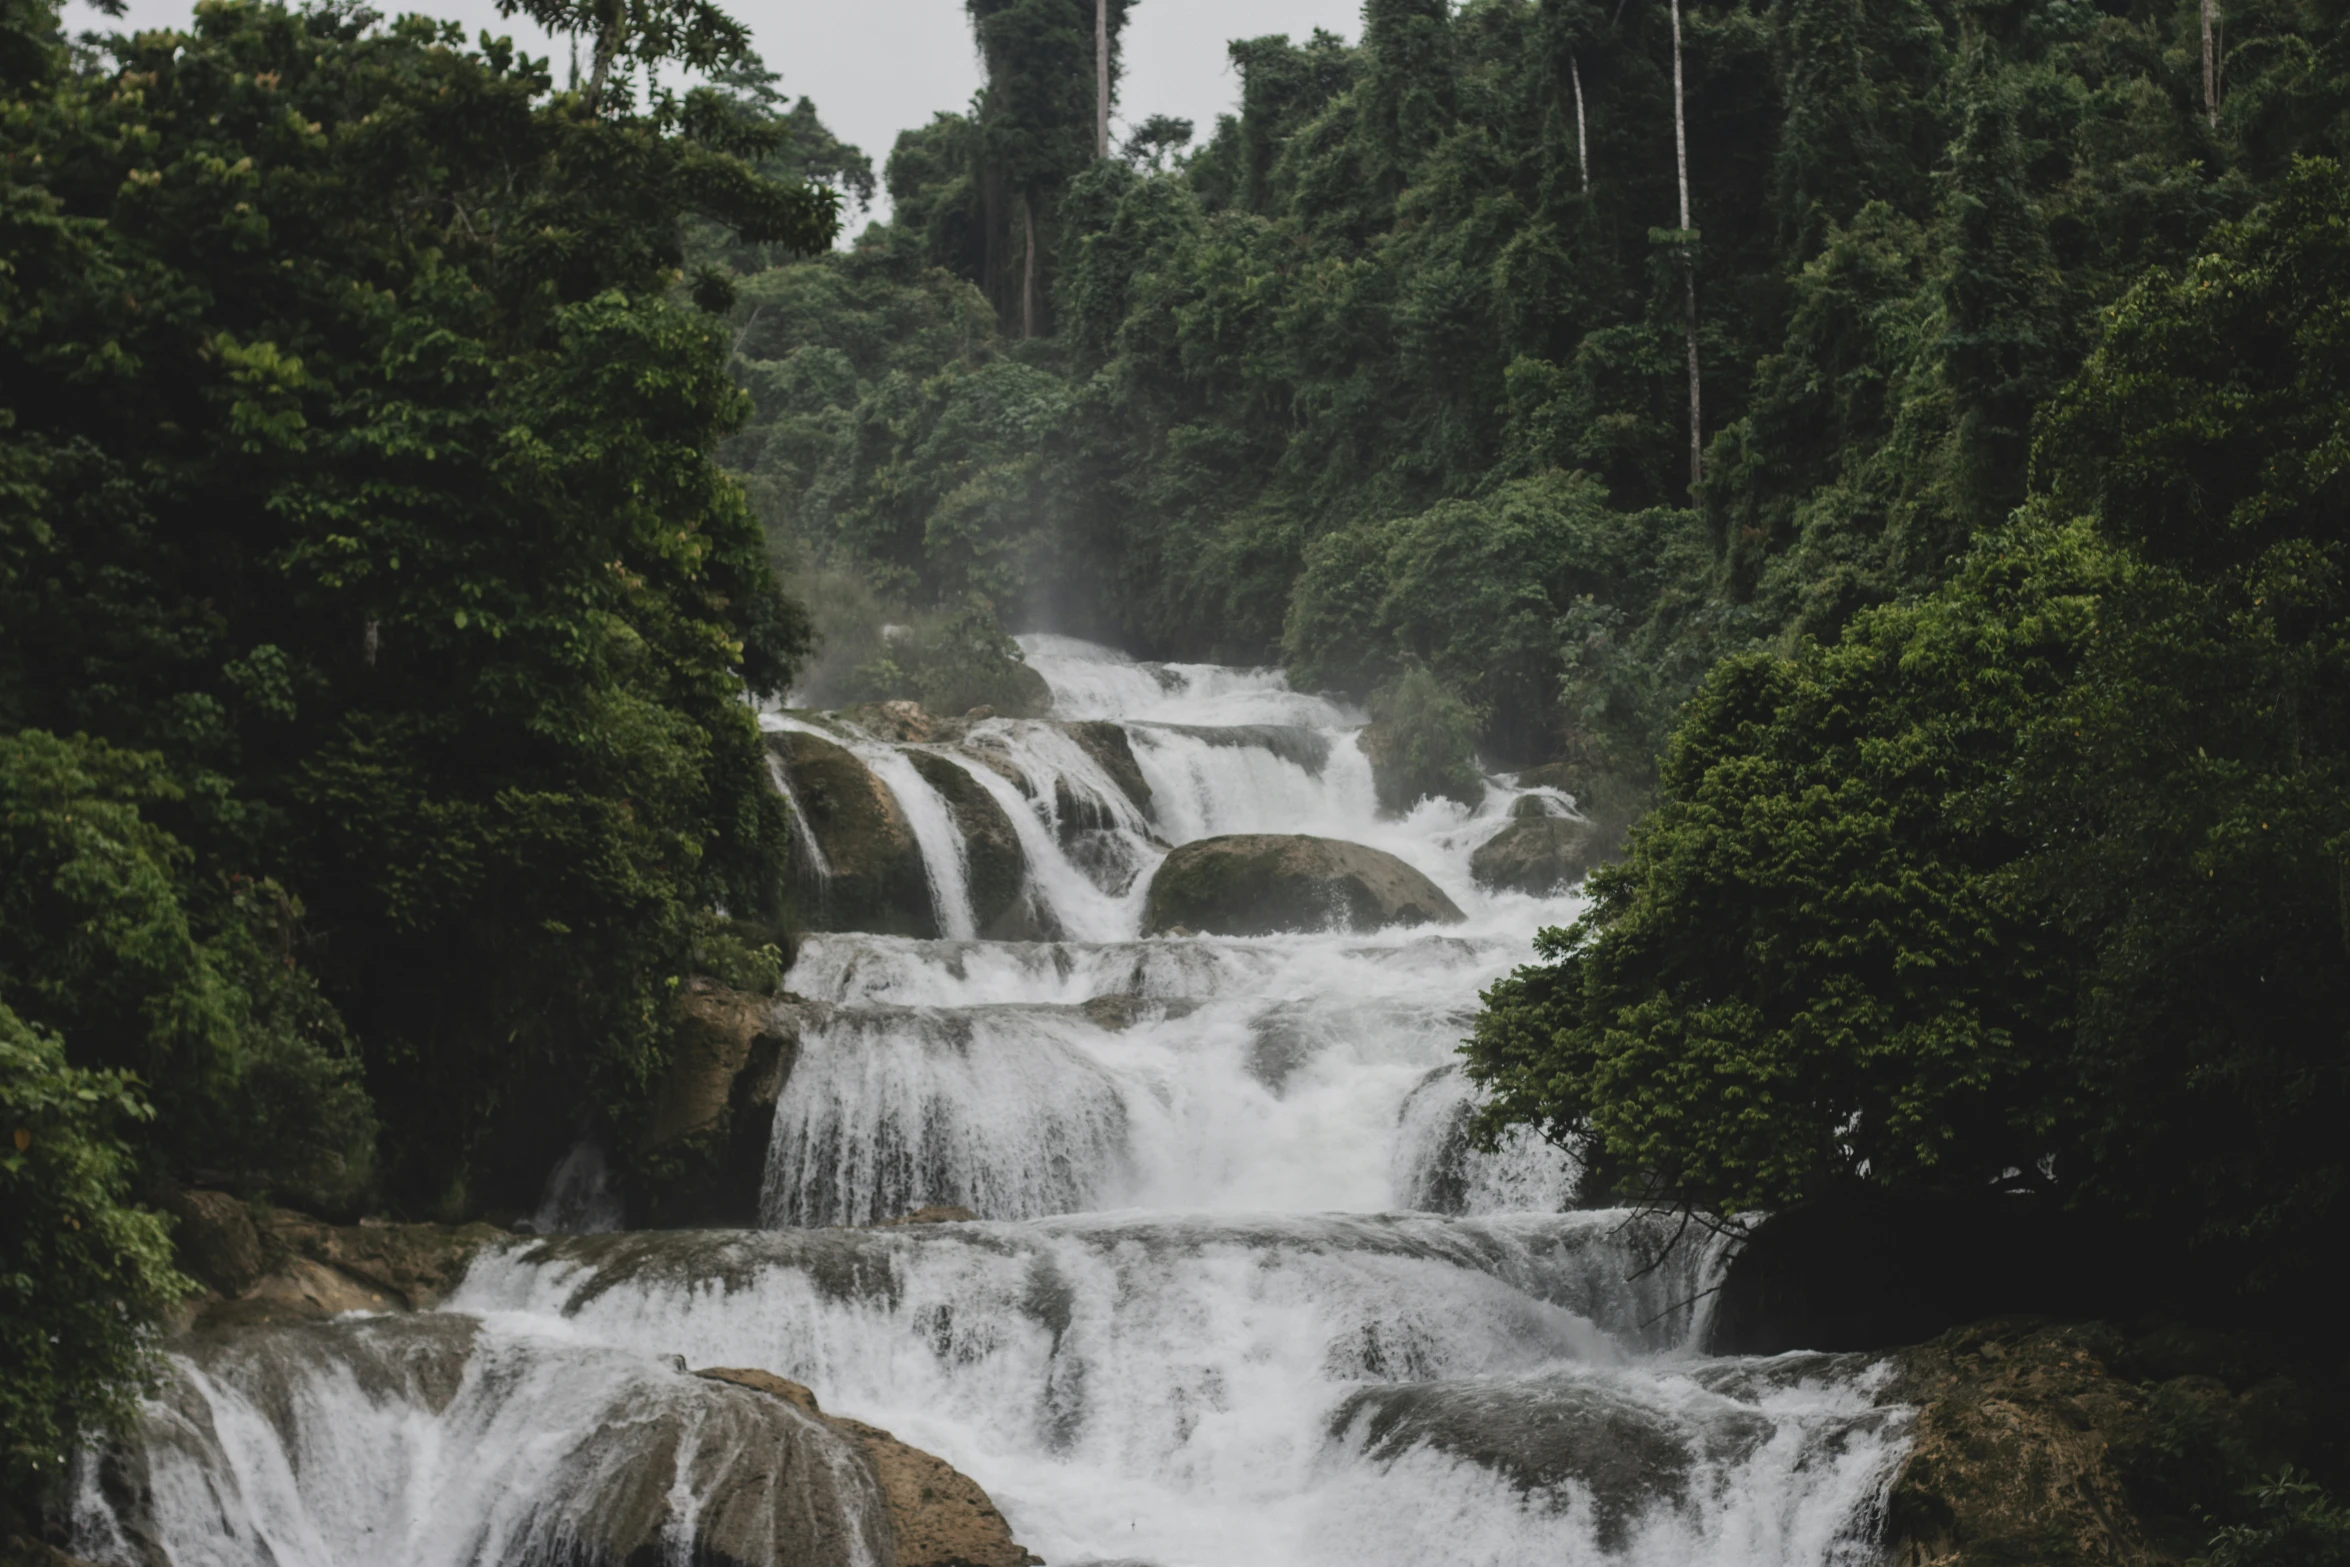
[{"xmin": 79, "ymin": 636, "xmax": 1912, "ymax": 1567}]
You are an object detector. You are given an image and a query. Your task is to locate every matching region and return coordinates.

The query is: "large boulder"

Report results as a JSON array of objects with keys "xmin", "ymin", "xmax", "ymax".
[
  {"xmin": 1062, "ymin": 720, "xmax": 1153, "ymax": 820},
  {"xmin": 184, "ymin": 1208, "xmax": 507, "ymax": 1331},
  {"xmin": 1512, "ymin": 761, "xmax": 1647, "ymax": 858},
  {"xmin": 1879, "ymin": 1319, "xmax": 2329, "ymax": 1567},
  {"xmin": 768, "ymin": 729, "xmax": 936, "ymax": 937},
  {"xmin": 905, "ymin": 750, "xmax": 1030, "ymax": 936},
  {"xmin": 1470, "ymin": 814, "xmax": 1604, "ymax": 895},
  {"xmin": 699, "ymin": 1369, "xmax": 1043, "ymax": 1567},
  {"xmin": 635, "ymin": 980, "xmax": 805, "ymax": 1227},
  {"xmin": 86, "ymin": 1317, "xmax": 900, "ymax": 1567},
  {"xmin": 1142, "ymin": 835, "xmax": 1465, "ymax": 936},
  {"xmin": 156, "ymin": 1188, "xmax": 265, "ymax": 1297}
]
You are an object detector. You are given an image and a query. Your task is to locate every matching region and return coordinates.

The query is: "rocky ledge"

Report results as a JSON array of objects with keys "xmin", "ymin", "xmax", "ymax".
[
  {"xmin": 1142, "ymin": 833, "xmax": 1466, "ymax": 936},
  {"xmin": 699, "ymin": 1370, "xmax": 1041, "ymax": 1567},
  {"xmin": 1880, "ymin": 1318, "xmax": 2332, "ymax": 1567},
  {"xmin": 158, "ymin": 1188, "xmax": 505, "ymax": 1330}
]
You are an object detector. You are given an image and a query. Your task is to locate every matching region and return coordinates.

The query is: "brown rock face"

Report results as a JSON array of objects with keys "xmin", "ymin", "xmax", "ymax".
[
  {"xmin": 1884, "ymin": 1325, "xmax": 2163, "ymax": 1567},
  {"xmin": 698, "ymin": 1370, "xmax": 1043, "ymax": 1567},
  {"xmin": 156, "ymin": 1188, "xmax": 265, "ymax": 1296},
  {"xmin": 1142, "ymin": 834, "xmax": 1466, "ymax": 937},
  {"xmin": 1469, "ymin": 815, "xmax": 1603, "ymax": 895},
  {"xmin": 906, "ymin": 750, "xmax": 1030, "ymax": 936},
  {"xmin": 1063, "ymin": 721, "xmax": 1153, "ymax": 819},
  {"xmin": 1879, "ymin": 1319, "xmax": 2326, "ymax": 1567},
  {"xmin": 186, "ymin": 1208, "xmax": 506, "ymax": 1330},
  {"xmin": 95, "ymin": 1317, "xmax": 894, "ymax": 1567},
  {"xmin": 768, "ymin": 728, "xmax": 936, "ymax": 937},
  {"xmin": 637, "ymin": 979, "xmax": 803, "ymax": 1226}
]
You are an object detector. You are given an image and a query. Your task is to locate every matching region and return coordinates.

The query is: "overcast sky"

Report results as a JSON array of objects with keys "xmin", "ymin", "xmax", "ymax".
[{"xmin": 66, "ymin": 0, "xmax": 1368, "ymax": 226}]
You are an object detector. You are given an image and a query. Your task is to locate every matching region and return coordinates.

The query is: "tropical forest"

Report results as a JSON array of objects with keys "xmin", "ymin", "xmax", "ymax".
[{"xmin": 3, "ymin": 0, "xmax": 2347, "ymax": 1560}]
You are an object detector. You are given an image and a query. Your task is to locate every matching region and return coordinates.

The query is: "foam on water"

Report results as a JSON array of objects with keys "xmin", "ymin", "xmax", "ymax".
[
  {"xmin": 441, "ymin": 1218, "xmax": 1906, "ymax": 1567},
  {"xmin": 79, "ymin": 636, "xmax": 1913, "ymax": 1567}
]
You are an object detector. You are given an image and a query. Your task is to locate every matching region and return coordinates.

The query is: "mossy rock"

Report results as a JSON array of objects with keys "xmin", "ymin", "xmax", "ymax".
[
  {"xmin": 1142, "ymin": 834, "xmax": 1466, "ymax": 936},
  {"xmin": 632, "ymin": 980, "xmax": 804, "ymax": 1227},
  {"xmin": 767, "ymin": 730, "xmax": 935, "ymax": 937},
  {"xmin": 1062, "ymin": 721, "xmax": 1153, "ymax": 819},
  {"xmin": 1513, "ymin": 762, "xmax": 1649, "ymax": 859},
  {"xmin": 906, "ymin": 750, "xmax": 1028, "ymax": 936},
  {"xmin": 1360, "ymin": 721, "xmax": 1482, "ymax": 814},
  {"xmin": 1470, "ymin": 816, "xmax": 1603, "ymax": 895},
  {"xmin": 1002, "ymin": 660, "xmax": 1054, "ymax": 720}
]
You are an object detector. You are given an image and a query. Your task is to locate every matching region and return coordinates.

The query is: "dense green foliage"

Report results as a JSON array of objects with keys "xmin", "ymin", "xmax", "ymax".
[
  {"xmin": 2200, "ymin": 1471, "xmax": 2350, "ymax": 1567},
  {"xmin": 0, "ymin": 1004, "xmax": 184, "ymax": 1512},
  {"xmin": 685, "ymin": 0, "xmax": 2350, "ymax": 1312},
  {"xmin": 713, "ymin": 0, "xmax": 2341, "ymax": 782},
  {"xmin": 1, "ymin": 0, "xmax": 835, "ymax": 1492},
  {"xmin": 1469, "ymin": 159, "xmax": 2350, "ymax": 1309}
]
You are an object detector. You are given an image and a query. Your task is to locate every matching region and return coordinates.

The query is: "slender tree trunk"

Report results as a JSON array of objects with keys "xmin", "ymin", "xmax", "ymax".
[
  {"xmin": 1570, "ymin": 50, "xmax": 1589, "ymax": 192},
  {"xmin": 2201, "ymin": 0, "xmax": 2219, "ymax": 127},
  {"xmin": 1669, "ymin": 0, "xmax": 1701, "ymax": 494},
  {"xmin": 584, "ymin": 0, "xmax": 622, "ymax": 116},
  {"xmin": 1022, "ymin": 190, "xmax": 1039, "ymax": 338},
  {"xmin": 1096, "ymin": 0, "xmax": 1111, "ymax": 159}
]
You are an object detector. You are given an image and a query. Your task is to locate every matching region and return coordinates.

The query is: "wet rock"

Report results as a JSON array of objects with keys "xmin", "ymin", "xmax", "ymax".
[
  {"xmin": 768, "ymin": 728, "xmax": 937, "ymax": 938},
  {"xmin": 187, "ymin": 1209, "xmax": 506, "ymax": 1330},
  {"xmin": 1332, "ymin": 1372, "xmax": 1767, "ymax": 1551},
  {"xmin": 844, "ymin": 699, "xmax": 953, "ymax": 745},
  {"xmin": 1002, "ymin": 661, "xmax": 1054, "ymax": 720},
  {"xmin": 636, "ymin": 979, "xmax": 803, "ymax": 1227},
  {"xmin": 698, "ymin": 1369, "xmax": 1044, "ymax": 1567},
  {"xmin": 1137, "ymin": 722, "xmax": 1331, "ymax": 775},
  {"xmin": 156, "ymin": 1188, "xmax": 264, "ymax": 1296},
  {"xmin": 1870, "ymin": 1319, "xmax": 2330, "ymax": 1567},
  {"xmin": 906, "ymin": 750, "xmax": 1029, "ymax": 936},
  {"xmin": 94, "ymin": 1316, "xmax": 896, "ymax": 1567},
  {"xmin": 1141, "ymin": 835, "xmax": 1466, "ymax": 937},
  {"xmin": 875, "ymin": 1205, "xmax": 981, "ymax": 1226},
  {"xmin": 1245, "ymin": 1000, "xmax": 1324, "ymax": 1094},
  {"xmin": 1063, "ymin": 721, "xmax": 1154, "ymax": 818},
  {"xmin": 1512, "ymin": 762, "xmax": 1648, "ymax": 856},
  {"xmin": 1, "ymin": 1538, "xmax": 104, "ymax": 1567},
  {"xmin": 1469, "ymin": 816, "xmax": 1603, "ymax": 895},
  {"xmin": 1078, "ymin": 995, "xmax": 1203, "ymax": 1032}
]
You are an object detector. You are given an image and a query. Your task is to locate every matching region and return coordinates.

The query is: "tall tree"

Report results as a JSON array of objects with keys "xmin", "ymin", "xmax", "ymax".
[
  {"xmin": 2203, "ymin": 0, "xmax": 2220, "ymax": 127},
  {"xmin": 1669, "ymin": 0, "xmax": 1701, "ymax": 495},
  {"xmin": 965, "ymin": 0, "xmax": 1133, "ymax": 334}
]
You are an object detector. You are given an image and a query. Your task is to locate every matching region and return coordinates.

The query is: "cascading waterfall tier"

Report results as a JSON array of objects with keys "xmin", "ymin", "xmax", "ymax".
[{"xmin": 77, "ymin": 636, "xmax": 1913, "ymax": 1567}]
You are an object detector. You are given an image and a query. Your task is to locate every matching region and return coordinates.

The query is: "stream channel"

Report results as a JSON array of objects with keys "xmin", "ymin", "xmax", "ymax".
[{"xmin": 73, "ymin": 637, "xmax": 1913, "ymax": 1567}]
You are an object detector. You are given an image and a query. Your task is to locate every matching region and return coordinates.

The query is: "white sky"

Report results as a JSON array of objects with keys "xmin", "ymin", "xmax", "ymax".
[{"xmin": 67, "ymin": 0, "xmax": 1367, "ymax": 224}]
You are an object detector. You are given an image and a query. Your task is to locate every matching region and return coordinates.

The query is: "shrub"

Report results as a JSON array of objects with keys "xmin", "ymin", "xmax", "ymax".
[
  {"xmin": 1363, "ymin": 667, "xmax": 1485, "ymax": 814},
  {"xmin": 0, "ymin": 1004, "xmax": 184, "ymax": 1519}
]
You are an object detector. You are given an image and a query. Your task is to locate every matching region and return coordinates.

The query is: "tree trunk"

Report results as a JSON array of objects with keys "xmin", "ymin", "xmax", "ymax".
[
  {"xmin": 1096, "ymin": 0, "xmax": 1111, "ymax": 159},
  {"xmin": 1022, "ymin": 190, "xmax": 1039, "ymax": 339},
  {"xmin": 1570, "ymin": 50, "xmax": 1589, "ymax": 191},
  {"xmin": 583, "ymin": 0, "xmax": 623, "ymax": 115},
  {"xmin": 1669, "ymin": 0, "xmax": 1701, "ymax": 494},
  {"xmin": 2201, "ymin": 0, "xmax": 2219, "ymax": 127}
]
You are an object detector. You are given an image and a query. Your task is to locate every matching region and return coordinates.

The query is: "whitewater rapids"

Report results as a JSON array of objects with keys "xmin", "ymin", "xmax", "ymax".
[{"xmin": 72, "ymin": 636, "xmax": 1911, "ymax": 1567}]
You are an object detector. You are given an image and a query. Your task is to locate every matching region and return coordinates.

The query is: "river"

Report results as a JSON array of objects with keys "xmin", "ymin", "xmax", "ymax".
[{"xmin": 73, "ymin": 637, "xmax": 1909, "ymax": 1567}]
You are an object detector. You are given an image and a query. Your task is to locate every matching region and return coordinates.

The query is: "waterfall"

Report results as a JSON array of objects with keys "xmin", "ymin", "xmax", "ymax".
[
  {"xmin": 74, "ymin": 1315, "xmax": 893, "ymax": 1567},
  {"xmin": 79, "ymin": 636, "xmax": 1916, "ymax": 1567},
  {"xmin": 771, "ymin": 715, "xmax": 980, "ymax": 940}
]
